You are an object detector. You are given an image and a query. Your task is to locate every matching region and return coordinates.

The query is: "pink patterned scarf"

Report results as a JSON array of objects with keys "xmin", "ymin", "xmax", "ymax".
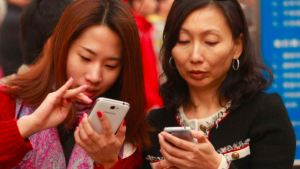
[{"xmin": 12, "ymin": 100, "xmax": 94, "ymax": 169}]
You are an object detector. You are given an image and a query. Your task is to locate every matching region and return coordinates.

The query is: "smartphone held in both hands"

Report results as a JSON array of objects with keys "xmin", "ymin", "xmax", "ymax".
[
  {"xmin": 164, "ymin": 126, "xmax": 197, "ymax": 142},
  {"xmin": 88, "ymin": 97, "xmax": 130, "ymax": 134}
]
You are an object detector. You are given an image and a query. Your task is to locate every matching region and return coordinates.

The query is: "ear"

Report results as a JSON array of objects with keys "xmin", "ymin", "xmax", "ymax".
[{"xmin": 233, "ymin": 34, "xmax": 243, "ymax": 60}]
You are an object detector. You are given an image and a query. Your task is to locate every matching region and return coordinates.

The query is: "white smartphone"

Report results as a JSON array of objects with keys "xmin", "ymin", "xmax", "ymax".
[
  {"xmin": 164, "ymin": 126, "xmax": 197, "ymax": 142},
  {"xmin": 88, "ymin": 97, "xmax": 130, "ymax": 134}
]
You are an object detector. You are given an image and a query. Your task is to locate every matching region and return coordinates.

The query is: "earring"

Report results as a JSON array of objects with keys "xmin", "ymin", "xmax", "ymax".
[
  {"xmin": 169, "ymin": 56, "xmax": 176, "ymax": 69},
  {"xmin": 232, "ymin": 59, "xmax": 239, "ymax": 71}
]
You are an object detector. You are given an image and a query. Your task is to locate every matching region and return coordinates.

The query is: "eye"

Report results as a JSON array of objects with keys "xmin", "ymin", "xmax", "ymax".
[
  {"xmin": 80, "ymin": 55, "xmax": 91, "ymax": 62},
  {"xmin": 178, "ymin": 40, "xmax": 189, "ymax": 45},
  {"xmin": 105, "ymin": 65, "xmax": 117, "ymax": 69},
  {"xmin": 206, "ymin": 42, "xmax": 218, "ymax": 46}
]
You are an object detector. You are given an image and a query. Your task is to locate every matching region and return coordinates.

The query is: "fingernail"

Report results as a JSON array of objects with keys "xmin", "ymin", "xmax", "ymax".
[
  {"xmin": 68, "ymin": 77, "xmax": 73, "ymax": 81},
  {"xmin": 78, "ymin": 118, "xmax": 82, "ymax": 124},
  {"xmin": 87, "ymin": 98, "xmax": 93, "ymax": 103},
  {"xmin": 75, "ymin": 126, "xmax": 78, "ymax": 131},
  {"xmin": 97, "ymin": 111, "xmax": 102, "ymax": 118},
  {"xmin": 82, "ymin": 113, "xmax": 87, "ymax": 118},
  {"xmin": 122, "ymin": 120, "xmax": 125, "ymax": 126},
  {"xmin": 158, "ymin": 134, "xmax": 163, "ymax": 140}
]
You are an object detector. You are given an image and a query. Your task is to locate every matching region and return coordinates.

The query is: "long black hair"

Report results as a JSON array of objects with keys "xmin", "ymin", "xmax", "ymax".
[{"xmin": 160, "ymin": 0, "xmax": 273, "ymax": 114}]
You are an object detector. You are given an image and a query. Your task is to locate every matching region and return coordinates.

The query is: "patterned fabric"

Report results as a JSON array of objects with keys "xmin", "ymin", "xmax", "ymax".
[
  {"xmin": 13, "ymin": 100, "xmax": 94, "ymax": 169},
  {"xmin": 176, "ymin": 101, "xmax": 231, "ymax": 136},
  {"xmin": 74, "ymin": 102, "xmax": 93, "ymax": 117},
  {"xmin": 217, "ymin": 139, "xmax": 250, "ymax": 154}
]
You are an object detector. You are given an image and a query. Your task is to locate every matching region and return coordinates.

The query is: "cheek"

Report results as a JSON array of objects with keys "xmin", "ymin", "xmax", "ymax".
[
  {"xmin": 66, "ymin": 55, "xmax": 83, "ymax": 86},
  {"xmin": 172, "ymin": 47, "xmax": 189, "ymax": 69},
  {"xmin": 103, "ymin": 69, "xmax": 121, "ymax": 89},
  {"xmin": 208, "ymin": 54, "xmax": 232, "ymax": 76}
]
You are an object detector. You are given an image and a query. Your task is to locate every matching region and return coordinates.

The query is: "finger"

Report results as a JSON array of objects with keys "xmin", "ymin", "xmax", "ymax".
[
  {"xmin": 78, "ymin": 120, "xmax": 96, "ymax": 149},
  {"xmin": 81, "ymin": 113, "xmax": 101, "ymax": 144},
  {"xmin": 55, "ymin": 77, "xmax": 74, "ymax": 97},
  {"xmin": 160, "ymin": 132, "xmax": 195, "ymax": 151},
  {"xmin": 153, "ymin": 160, "xmax": 172, "ymax": 169},
  {"xmin": 115, "ymin": 120, "xmax": 126, "ymax": 143},
  {"xmin": 63, "ymin": 85, "xmax": 89, "ymax": 101},
  {"xmin": 74, "ymin": 126, "xmax": 90, "ymax": 151},
  {"xmin": 74, "ymin": 93, "xmax": 93, "ymax": 104},
  {"xmin": 60, "ymin": 97, "xmax": 72, "ymax": 112},
  {"xmin": 191, "ymin": 130, "xmax": 207, "ymax": 143},
  {"xmin": 153, "ymin": 162, "xmax": 163, "ymax": 169},
  {"xmin": 160, "ymin": 145, "xmax": 186, "ymax": 168},
  {"xmin": 159, "ymin": 134, "xmax": 185, "ymax": 158},
  {"xmin": 97, "ymin": 111, "xmax": 114, "ymax": 137}
]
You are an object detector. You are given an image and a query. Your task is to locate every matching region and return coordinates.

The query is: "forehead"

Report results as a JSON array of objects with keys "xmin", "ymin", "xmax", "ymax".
[
  {"xmin": 180, "ymin": 6, "xmax": 232, "ymax": 36},
  {"xmin": 79, "ymin": 25, "xmax": 121, "ymax": 47},
  {"xmin": 74, "ymin": 25, "xmax": 122, "ymax": 57}
]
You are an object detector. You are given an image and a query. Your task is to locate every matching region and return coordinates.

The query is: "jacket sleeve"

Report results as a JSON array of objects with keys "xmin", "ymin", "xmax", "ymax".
[
  {"xmin": 93, "ymin": 150, "xmax": 143, "ymax": 169},
  {"xmin": 249, "ymin": 93, "xmax": 296, "ymax": 168},
  {"xmin": 0, "ymin": 120, "xmax": 33, "ymax": 169},
  {"xmin": 0, "ymin": 87, "xmax": 33, "ymax": 168}
]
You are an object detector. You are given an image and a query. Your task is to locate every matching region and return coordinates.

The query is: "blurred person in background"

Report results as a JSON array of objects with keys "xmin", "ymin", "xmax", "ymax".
[
  {"xmin": 0, "ymin": 0, "xmax": 73, "ymax": 83},
  {"xmin": 20, "ymin": 0, "xmax": 73, "ymax": 67},
  {"xmin": 0, "ymin": 0, "xmax": 30, "ymax": 76},
  {"xmin": 128, "ymin": 0, "xmax": 163, "ymax": 111},
  {"xmin": 0, "ymin": 0, "xmax": 7, "ymax": 78},
  {"xmin": 0, "ymin": 0, "xmax": 152, "ymax": 168},
  {"xmin": 147, "ymin": 0, "xmax": 174, "ymax": 80}
]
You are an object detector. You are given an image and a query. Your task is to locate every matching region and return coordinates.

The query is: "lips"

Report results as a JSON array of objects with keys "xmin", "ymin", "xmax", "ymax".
[
  {"xmin": 189, "ymin": 70, "xmax": 206, "ymax": 80},
  {"xmin": 82, "ymin": 90, "xmax": 94, "ymax": 98}
]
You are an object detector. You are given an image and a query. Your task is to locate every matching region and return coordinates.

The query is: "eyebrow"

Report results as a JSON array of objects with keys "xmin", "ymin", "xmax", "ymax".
[
  {"xmin": 81, "ymin": 46, "xmax": 97, "ymax": 56},
  {"xmin": 180, "ymin": 27, "xmax": 221, "ymax": 34},
  {"xmin": 80, "ymin": 46, "xmax": 122, "ymax": 61}
]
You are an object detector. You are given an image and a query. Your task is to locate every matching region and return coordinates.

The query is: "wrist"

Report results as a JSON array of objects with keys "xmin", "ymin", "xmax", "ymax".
[
  {"xmin": 17, "ymin": 115, "xmax": 41, "ymax": 139},
  {"xmin": 95, "ymin": 157, "xmax": 119, "ymax": 169},
  {"xmin": 211, "ymin": 153, "xmax": 222, "ymax": 169},
  {"xmin": 217, "ymin": 154, "xmax": 230, "ymax": 169}
]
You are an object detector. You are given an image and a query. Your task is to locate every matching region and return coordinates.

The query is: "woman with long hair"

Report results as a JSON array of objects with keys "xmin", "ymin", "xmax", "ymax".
[
  {"xmin": 143, "ymin": 0, "xmax": 296, "ymax": 168},
  {"xmin": 0, "ymin": 0, "xmax": 151, "ymax": 168}
]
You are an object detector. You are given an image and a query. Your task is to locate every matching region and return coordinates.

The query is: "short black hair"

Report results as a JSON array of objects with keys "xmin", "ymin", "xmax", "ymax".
[
  {"xmin": 20, "ymin": 0, "xmax": 73, "ymax": 65},
  {"xmin": 160, "ymin": 0, "xmax": 273, "ymax": 114}
]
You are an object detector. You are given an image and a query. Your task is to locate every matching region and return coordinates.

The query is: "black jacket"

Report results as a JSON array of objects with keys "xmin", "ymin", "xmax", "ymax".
[{"xmin": 142, "ymin": 93, "xmax": 296, "ymax": 169}]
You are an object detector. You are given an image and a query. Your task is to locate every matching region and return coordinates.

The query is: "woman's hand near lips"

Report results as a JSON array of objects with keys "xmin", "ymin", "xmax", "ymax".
[{"xmin": 17, "ymin": 77, "xmax": 92, "ymax": 139}]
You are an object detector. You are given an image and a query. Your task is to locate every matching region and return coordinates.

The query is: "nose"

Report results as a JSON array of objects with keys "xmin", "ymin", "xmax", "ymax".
[
  {"xmin": 190, "ymin": 43, "xmax": 204, "ymax": 63},
  {"xmin": 85, "ymin": 65, "xmax": 102, "ymax": 85}
]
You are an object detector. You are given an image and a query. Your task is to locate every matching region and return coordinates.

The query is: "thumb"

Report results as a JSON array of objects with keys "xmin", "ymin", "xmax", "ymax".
[
  {"xmin": 154, "ymin": 160, "xmax": 174, "ymax": 169},
  {"xmin": 191, "ymin": 130, "xmax": 207, "ymax": 143},
  {"xmin": 153, "ymin": 161, "xmax": 163, "ymax": 169},
  {"xmin": 115, "ymin": 120, "xmax": 126, "ymax": 143}
]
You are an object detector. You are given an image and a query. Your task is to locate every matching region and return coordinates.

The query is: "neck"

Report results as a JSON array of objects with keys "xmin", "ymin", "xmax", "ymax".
[{"xmin": 184, "ymin": 86, "xmax": 227, "ymax": 119}]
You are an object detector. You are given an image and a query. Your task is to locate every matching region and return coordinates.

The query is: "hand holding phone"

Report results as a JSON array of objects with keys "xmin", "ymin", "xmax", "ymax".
[
  {"xmin": 164, "ymin": 126, "xmax": 197, "ymax": 142},
  {"xmin": 88, "ymin": 97, "xmax": 129, "ymax": 134}
]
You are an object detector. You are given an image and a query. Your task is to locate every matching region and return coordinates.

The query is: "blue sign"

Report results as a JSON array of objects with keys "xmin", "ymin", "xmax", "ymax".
[{"xmin": 261, "ymin": 0, "xmax": 300, "ymax": 160}]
